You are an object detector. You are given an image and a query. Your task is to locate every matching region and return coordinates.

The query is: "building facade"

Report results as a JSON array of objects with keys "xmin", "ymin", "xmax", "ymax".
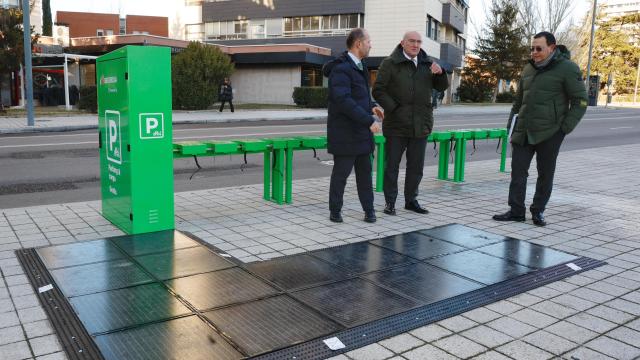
[
  {"xmin": 56, "ymin": 11, "xmax": 169, "ymax": 38},
  {"xmin": 195, "ymin": 0, "xmax": 469, "ymax": 104},
  {"xmin": 601, "ymin": 0, "xmax": 640, "ymax": 19}
]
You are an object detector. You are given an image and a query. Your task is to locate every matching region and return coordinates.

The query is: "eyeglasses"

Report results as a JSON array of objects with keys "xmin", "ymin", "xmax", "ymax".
[{"xmin": 530, "ymin": 46, "xmax": 544, "ymax": 53}]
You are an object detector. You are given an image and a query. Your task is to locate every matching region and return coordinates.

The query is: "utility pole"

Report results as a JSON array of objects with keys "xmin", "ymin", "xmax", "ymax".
[
  {"xmin": 634, "ymin": 58, "xmax": 639, "ymax": 104},
  {"xmin": 585, "ymin": 0, "xmax": 598, "ymax": 102},
  {"xmin": 22, "ymin": 0, "xmax": 35, "ymax": 126}
]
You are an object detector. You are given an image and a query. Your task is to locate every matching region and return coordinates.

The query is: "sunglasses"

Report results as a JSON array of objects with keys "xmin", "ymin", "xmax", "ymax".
[{"xmin": 530, "ymin": 46, "xmax": 545, "ymax": 52}]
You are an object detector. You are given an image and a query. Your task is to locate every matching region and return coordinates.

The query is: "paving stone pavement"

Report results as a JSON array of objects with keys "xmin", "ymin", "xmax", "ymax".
[{"xmin": 1, "ymin": 143, "xmax": 639, "ymax": 360}]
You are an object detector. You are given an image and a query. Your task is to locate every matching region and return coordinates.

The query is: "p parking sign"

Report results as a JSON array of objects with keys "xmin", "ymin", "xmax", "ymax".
[
  {"xmin": 139, "ymin": 113, "xmax": 165, "ymax": 139},
  {"xmin": 105, "ymin": 110, "xmax": 122, "ymax": 164}
]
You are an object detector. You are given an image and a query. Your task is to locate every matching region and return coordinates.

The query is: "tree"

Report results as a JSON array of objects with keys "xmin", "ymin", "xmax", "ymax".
[
  {"xmin": 516, "ymin": 0, "xmax": 574, "ymax": 41},
  {"xmin": 588, "ymin": 14, "xmax": 640, "ymax": 95},
  {"xmin": 0, "ymin": 8, "xmax": 38, "ymax": 74},
  {"xmin": 42, "ymin": 0, "xmax": 52, "ymax": 36},
  {"xmin": 171, "ymin": 42, "xmax": 234, "ymax": 110},
  {"xmin": 474, "ymin": 0, "xmax": 529, "ymax": 102},
  {"xmin": 573, "ymin": 10, "xmax": 640, "ymax": 95},
  {"xmin": 456, "ymin": 56, "xmax": 495, "ymax": 102}
]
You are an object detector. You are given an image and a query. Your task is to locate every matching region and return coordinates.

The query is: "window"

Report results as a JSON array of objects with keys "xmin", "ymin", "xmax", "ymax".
[
  {"xmin": 265, "ymin": 18, "xmax": 282, "ymax": 37},
  {"xmin": 427, "ymin": 16, "xmax": 439, "ymax": 41},
  {"xmin": 96, "ymin": 29, "xmax": 104, "ymax": 36},
  {"xmin": 340, "ymin": 14, "xmax": 358, "ymax": 29},
  {"xmin": 105, "ymin": 29, "xmax": 114, "ymax": 36},
  {"xmin": 186, "ymin": 23, "xmax": 204, "ymax": 41},
  {"xmin": 249, "ymin": 19, "xmax": 265, "ymax": 39},
  {"xmin": 205, "ymin": 20, "xmax": 248, "ymax": 39},
  {"xmin": 283, "ymin": 13, "xmax": 360, "ymax": 37},
  {"xmin": 301, "ymin": 66, "xmax": 323, "ymax": 87},
  {"xmin": 293, "ymin": 17, "xmax": 302, "ymax": 31},
  {"xmin": 119, "ymin": 18, "xmax": 126, "ymax": 34},
  {"xmin": 322, "ymin": 15, "xmax": 339, "ymax": 30}
]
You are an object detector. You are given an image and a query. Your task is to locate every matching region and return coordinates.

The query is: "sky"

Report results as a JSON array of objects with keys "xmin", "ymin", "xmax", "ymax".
[
  {"xmin": 51, "ymin": 0, "xmax": 169, "ymax": 19},
  {"xmin": 51, "ymin": 0, "xmax": 595, "ymax": 49},
  {"xmin": 467, "ymin": 0, "xmax": 594, "ymax": 49}
]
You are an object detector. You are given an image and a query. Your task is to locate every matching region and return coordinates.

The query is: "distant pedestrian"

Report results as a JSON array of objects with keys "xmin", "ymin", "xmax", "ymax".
[
  {"xmin": 219, "ymin": 77, "xmax": 234, "ymax": 112},
  {"xmin": 493, "ymin": 31, "xmax": 587, "ymax": 226},
  {"xmin": 324, "ymin": 28, "xmax": 384, "ymax": 224},
  {"xmin": 431, "ymin": 89, "xmax": 440, "ymax": 109}
]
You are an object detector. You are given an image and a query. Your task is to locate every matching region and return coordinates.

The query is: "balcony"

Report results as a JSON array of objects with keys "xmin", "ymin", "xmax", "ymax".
[
  {"xmin": 440, "ymin": 42, "xmax": 463, "ymax": 68},
  {"xmin": 442, "ymin": 3, "xmax": 465, "ymax": 33}
]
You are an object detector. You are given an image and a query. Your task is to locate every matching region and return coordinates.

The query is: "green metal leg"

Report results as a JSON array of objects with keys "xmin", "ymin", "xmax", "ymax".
[
  {"xmin": 375, "ymin": 142, "xmax": 385, "ymax": 192},
  {"xmin": 263, "ymin": 150, "xmax": 271, "ymax": 201},
  {"xmin": 285, "ymin": 148, "xmax": 293, "ymax": 204},
  {"xmin": 438, "ymin": 140, "xmax": 450, "ymax": 180},
  {"xmin": 500, "ymin": 135, "xmax": 508, "ymax": 172},
  {"xmin": 272, "ymin": 148, "xmax": 284, "ymax": 204},
  {"xmin": 454, "ymin": 139, "xmax": 467, "ymax": 182}
]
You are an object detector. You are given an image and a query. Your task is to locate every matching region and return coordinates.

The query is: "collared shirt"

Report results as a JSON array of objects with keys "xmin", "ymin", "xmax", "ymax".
[
  {"xmin": 403, "ymin": 50, "xmax": 417, "ymax": 67},
  {"xmin": 347, "ymin": 51, "xmax": 363, "ymax": 70}
]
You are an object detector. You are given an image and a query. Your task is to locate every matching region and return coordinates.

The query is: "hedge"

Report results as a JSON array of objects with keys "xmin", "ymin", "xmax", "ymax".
[
  {"xmin": 78, "ymin": 85, "xmax": 97, "ymax": 113},
  {"xmin": 292, "ymin": 87, "xmax": 328, "ymax": 108}
]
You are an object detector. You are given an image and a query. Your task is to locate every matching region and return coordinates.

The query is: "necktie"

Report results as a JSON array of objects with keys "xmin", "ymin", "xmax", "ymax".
[{"xmin": 357, "ymin": 62, "xmax": 363, "ymax": 71}]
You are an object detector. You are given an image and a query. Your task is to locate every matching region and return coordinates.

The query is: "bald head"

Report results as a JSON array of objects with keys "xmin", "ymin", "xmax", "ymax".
[
  {"xmin": 401, "ymin": 31, "xmax": 422, "ymax": 58},
  {"xmin": 403, "ymin": 31, "xmax": 421, "ymax": 41}
]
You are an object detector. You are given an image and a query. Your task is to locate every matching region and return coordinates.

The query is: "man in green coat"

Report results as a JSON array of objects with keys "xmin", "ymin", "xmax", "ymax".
[
  {"xmin": 494, "ymin": 31, "xmax": 588, "ymax": 226},
  {"xmin": 373, "ymin": 31, "xmax": 449, "ymax": 216}
]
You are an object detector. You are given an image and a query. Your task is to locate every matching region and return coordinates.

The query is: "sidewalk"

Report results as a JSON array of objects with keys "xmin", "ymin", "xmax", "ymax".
[
  {"xmin": 0, "ymin": 109, "xmax": 330, "ymax": 134},
  {"xmin": 1, "ymin": 142, "xmax": 639, "ymax": 359},
  {"xmin": 2, "ymin": 103, "xmax": 631, "ymax": 134}
]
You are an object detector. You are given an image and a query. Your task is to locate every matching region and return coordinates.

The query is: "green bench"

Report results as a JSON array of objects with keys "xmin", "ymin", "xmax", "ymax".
[{"xmin": 172, "ymin": 127, "xmax": 508, "ymax": 205}]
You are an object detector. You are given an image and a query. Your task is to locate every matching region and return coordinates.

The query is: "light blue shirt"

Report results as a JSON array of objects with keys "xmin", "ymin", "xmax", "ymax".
[{"xmin": 347, "ymin": 51, "xmax": 362, "ymax": 69}]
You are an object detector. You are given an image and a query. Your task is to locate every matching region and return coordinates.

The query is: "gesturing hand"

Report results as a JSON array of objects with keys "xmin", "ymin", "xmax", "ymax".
[
  {"xmin": 370, "ymin": 122, "xmax": 381, "ymax": 133},
  {"xmin": 372, "ymin": 106, "xmax": 384, "ymax": 121},
  {"xmin": 431, "ymin": 62, "xmax": 443, "ymax": 75}
]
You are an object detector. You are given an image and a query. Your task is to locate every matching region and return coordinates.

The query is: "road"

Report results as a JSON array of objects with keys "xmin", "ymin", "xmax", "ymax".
[{"xmin": 1, "ymin": 107, "xmax": 638, "ymax": 209}]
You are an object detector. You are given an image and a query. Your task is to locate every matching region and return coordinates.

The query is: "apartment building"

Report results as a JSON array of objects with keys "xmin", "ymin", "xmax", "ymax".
[
  {"xmin": 56, "ymin": 11, "xmax": 168, "ymax": 38},
  {"xmin": 196, "ymin": 0, "xmax": 469, "ymax": 104},
  {"xmin": 601, "ymin": 0, "xmax": 640, "ymax": 19}
]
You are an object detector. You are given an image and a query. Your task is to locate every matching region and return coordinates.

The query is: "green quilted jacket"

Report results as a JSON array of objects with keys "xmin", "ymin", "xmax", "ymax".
[{"xmin": 508, "ymin": 46, "xmax": 588, "ymax": 145}]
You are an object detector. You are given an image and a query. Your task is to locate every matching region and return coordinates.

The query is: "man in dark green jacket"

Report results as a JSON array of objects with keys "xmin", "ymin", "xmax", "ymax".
[
  {"xmin": 373, "ymin": 31, "xmax": 449, "ymax": 215},
  {"xmin": 494, "ymin": 31, "xmax": 587, "ymax": 226}
]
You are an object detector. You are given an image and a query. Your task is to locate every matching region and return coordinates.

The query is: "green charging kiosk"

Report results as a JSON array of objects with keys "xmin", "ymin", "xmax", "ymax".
[{"xmin": 97, "ymin": 46, "xmax": 174, "ymax": 234}]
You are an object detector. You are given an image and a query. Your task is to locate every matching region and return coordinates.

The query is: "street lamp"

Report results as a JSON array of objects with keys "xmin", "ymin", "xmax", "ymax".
[
  {"xmin": 585, "ymin": 0, "xmax": 598, "ymax": 104},
  {"xmin": 22, "ymin": 0, "xmax": 35, "ymax": 126}
]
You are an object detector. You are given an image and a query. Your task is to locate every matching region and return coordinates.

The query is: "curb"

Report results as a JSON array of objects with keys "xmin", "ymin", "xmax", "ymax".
[{"xmin": 0, "ymin": 116, "xmax": 328, "ymax": 134}]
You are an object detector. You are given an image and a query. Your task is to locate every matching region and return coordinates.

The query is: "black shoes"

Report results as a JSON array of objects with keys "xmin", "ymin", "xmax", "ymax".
[
  {"xmin": 492, "ymin": 211, "xmax": 525, "ymax": 222},
  {"xmin": 383, "ymin": 203, "xmax": 396, "ymax": 215},
  {"xmin": 330, "ymin": 211, "xmax": 376, "ymax": 223},
  {"xmin": 531, "ymin": 212, "xmax": 546, "ymax": 226},
  {"xmin": 405, "ymin": 200, "xmax": 429, "ymax": 214},
  {"xmin": 364, "ymin": 211, "xmax": 377, "ymax": 223}
]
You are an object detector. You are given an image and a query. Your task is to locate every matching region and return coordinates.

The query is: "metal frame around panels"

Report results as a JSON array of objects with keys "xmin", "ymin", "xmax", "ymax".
[
  {"xmin": 16, "ymin": 248, "xmax": 105, "ymax": 360},
  {"xmin": 252, "ymin": 256, "xmax": 605, "ymax": 360}
]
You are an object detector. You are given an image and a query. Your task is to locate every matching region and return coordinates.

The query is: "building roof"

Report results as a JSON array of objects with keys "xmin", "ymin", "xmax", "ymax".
[{"xmin": 63, "ymin": 34, "xmax": 333, "ymax": 65}]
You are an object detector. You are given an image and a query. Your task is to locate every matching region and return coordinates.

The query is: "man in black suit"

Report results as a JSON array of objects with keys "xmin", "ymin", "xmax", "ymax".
[{"xmin": 323, "ymin": 28, "xmax": 384, "ymax": 223}]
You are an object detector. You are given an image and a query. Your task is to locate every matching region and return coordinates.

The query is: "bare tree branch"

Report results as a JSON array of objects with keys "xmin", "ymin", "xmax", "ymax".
[{"xmin": 545, "ymin": 0, "xmax": 573, "ymax": 34}]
